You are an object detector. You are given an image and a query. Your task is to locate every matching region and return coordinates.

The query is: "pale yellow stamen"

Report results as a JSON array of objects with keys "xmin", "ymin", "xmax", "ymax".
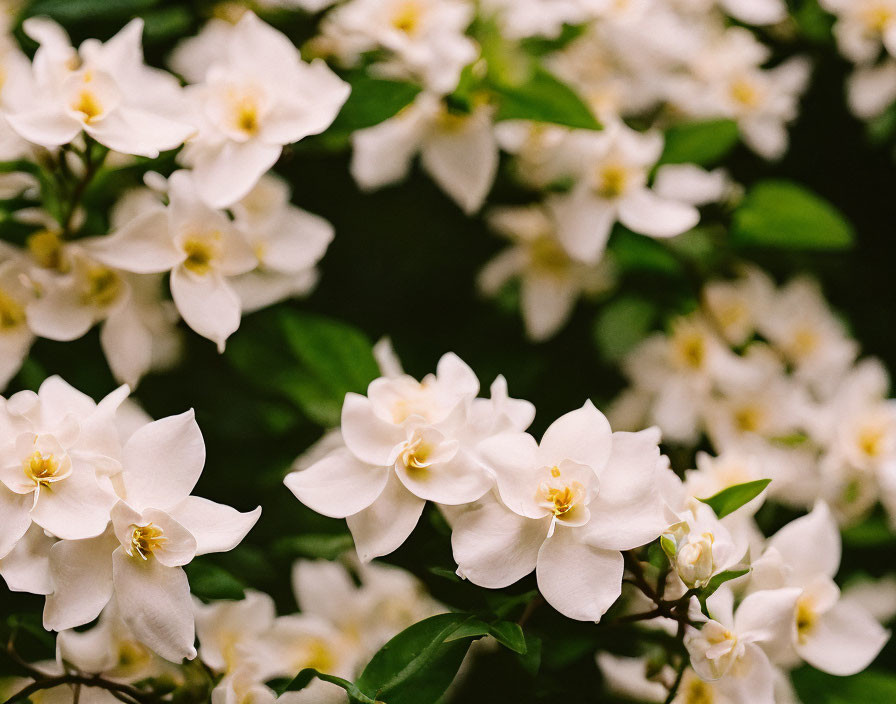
[
  {"xmin": 130, "ymin": 523, "xmax": 167, "ymax": 560},
  {"xmin": 729, "ymin": 78, "xmax": 760, "ymax": 109},
  {"xmin": 182, "ymin": 237, "xmax": 218, "ymax": 275},
  {"xmin": 595, "ymin": 163, "xmax": 629, "ymax": 198},
  {"xmin": 72, "ymin": 89, "xmax": 103, "ymax": 124},
  {"xmin": 27, "ymin": 230, "xmax": 67, "ymax": 271},
  {"xmin": 23, "ymin": 451, "xmax": 60, "ymax": 486},
  {"xmin": 81, "ymin": 266, "xmax": 122, "ymax": 307},
  {"xmin": 796, "ymin": 598, "xmax": 817, "ymax": 644},
  {"xmin": 391, "ymin": 1, "xmax": 423, "ymax": 34},
  {"xmin": 0, "ymin": 290, "xmax": 25, "ymax": 330}
]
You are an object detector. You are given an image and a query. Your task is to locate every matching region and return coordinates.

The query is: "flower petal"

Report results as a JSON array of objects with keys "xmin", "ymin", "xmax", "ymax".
[
  {"xmin": 284, "ymin": 448, "xmax": 389, "ymax": 519},
  {"xmin": 170, "ymin": 267, "xmax": 242, "ymax": 352},
  {"xmin": 451, "ymin": 498, "xmax": 548, "ymax": 588},
  {"xmin": 340, "ymin": 393, "xmax": 405, "ymax": 466},
  {"xmin": 113, "ymin": 548, "xmax": 197, "ymax": 662},
  {"xmin": 537, "ymin": 400, "xmax": 612, "ymax": 471},
  {"xmin": 121, "ymin": 409, "xmax": 205, "ymax": 511},
  {"xmin": 167, "ymin": 496, "xmax": 261, "ymax": 555},
  {"xmin": 767, "ymin": 501, "xmax": 840, "ymax": 582},
  {"xmin": 346, "ymin": 470, "xmax": 424, "ymax": 562},
  {"xmin": 536, "ymin": 527, "xmax": 623, "ymax": 622},
  {"xmin": 797, "ymin": 600, "xmax": 889, "ymax": 676},
  {"xmin": 617, "ymin": 188, "xmax": 700, "ymax": 239}
]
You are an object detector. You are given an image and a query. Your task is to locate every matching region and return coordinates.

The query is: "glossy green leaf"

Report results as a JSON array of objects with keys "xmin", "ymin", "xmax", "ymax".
[
  {"xmin": 659, "ymin": 120, "xmax": 739, "ymax": 166},
  {"xmin": 354, "ymin": 613, "xmax": 488, "ymax": 704},
  {"xmin": 184, "ymin": 562, "xmax": 245, "ymax": 601},
  {"xmin": 280, "ymin": 669, "xmax": 377, "ymax": 703},
  {"xmin": 698, "ymin": 479, "xmax": 771, "ymax": 519},
  {"xmin": 731, "ymin": 180, "xmax": 854, "ymax": 250},
  {"xmin": 792, "ymin": 667, "xmax": 896, "ymax": 703},
  {"xmin": 321, "ymin": 73, "xmax": 421, "ymax": 145},
  {"xmin": 492, "ymin": 65, "xmax": 601, "ymax": 130},
  {"xmin": 701, "ymin": 569, "xmax": 750, "ymax": 599}
]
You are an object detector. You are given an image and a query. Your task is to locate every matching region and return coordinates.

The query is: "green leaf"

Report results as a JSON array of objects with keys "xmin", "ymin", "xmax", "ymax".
[
  {"xmin": 731, "ymin": 180, "xmax": 854, "ymax": 250},
  {"xmin": 320, "ymin": 73, "xmax": 421, "ymax": 146},
  {"xmin": 491, "ymin": 65, "xmax": 601, "ymax": 130},
  {"xmin": 184, "ymin": 562, "xmax": 245, "ymax": 601},
  {"xmin": 609, "ymin": 230, "xmax": 682, "ymax": 275},
  {"xmin": 792, "ymin": 668, "xmax": 896, "ymax": 703},
  {"xmin": 698, "ymin": 479, "xmax": 771, "ymax": 519},
  {"xmin": 273, "ymin": 533, "xmax": 356, "ymax": 561},
  {"xmin": 280, "ymin": 669, "xmax": 377, "ymax": 704},
  {"xmin": 516, "ymin": 633, "xmax": 542, "ymax": 676},
  {"xmin": 228, "ymin": 309, "xmax": 379, "ymax": 427},
  {"xmin": 659, "ymin": 120, "xmax": 739, "ymax": 166},
  {"xmin": 354, "ymin": 614, "xmax": 488, "ymax": 704},
  {"xmin": 142, "ymin": 6, "xmax": 193, "ymax": 43},
  {"xmin": 487, "ymin": 621, "xmax": 527, "ymax": 655},
  {"xmin": 701, "ymin": 569, "xmax": 750, "ymax": 599},
  {"xmin": 593, "ymin": 297, "xmax": 655, "ymax": 362},
  {"xmin": 24, "ymin": 0, "xmax": 158, "ymax": 22},
  {"xmin": 842, "ymin": 514, "xmax": 896, "ymax": 548}
]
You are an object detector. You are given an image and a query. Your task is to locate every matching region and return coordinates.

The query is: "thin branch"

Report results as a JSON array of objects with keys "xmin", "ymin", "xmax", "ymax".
[{"xmin": 2, "ymin": 674, "xmax": 154, "ymax": 704}]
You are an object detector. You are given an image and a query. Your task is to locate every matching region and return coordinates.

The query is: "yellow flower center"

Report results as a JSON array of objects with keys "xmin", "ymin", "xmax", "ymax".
[
  {"xmin": 734, "ymin": 405, "xmax": 763, "ymax": 434},
  {"xmin": 72, "ymin": 89, "xmax": 103, "ymax": 124},
  {"xmin": 23, "ymin": 451, "xmax": 60, "ymax": 486},
  {"xmin": 858, "ymin": 424, "xmax": 886, "ymax": 458},
  {"xmin": 391, "ymin": 1, "xmax": 423, "ymax": 34},
  {"xmin": 296, "ymin": 638, "xmax": 336, "ymax": 673},
  {"xmin": 595, "ymin": 163, "xmax": 629, "ymax": 198},
  {"xmin": 182, "ymin": 236, "xmax": 218, "ymax": 275},
  {"xmin": 863, "ymin": 4, "xmax": 894, "ymax": 33},
  {"xmin": 27, "ymin": 230, "xmax": 67, "ymax": 271},
  {"xmin": 0, "ymin": 290, "xmax": 25, "ymax": 330},
  {"xmin": 674, "ymin": 330, "xmax": 707, "ymax": 370},
  {"xmin": 529, "ymin": 236, "xmax": 570, "ymax": 276},
  {"xmin": 129, "ymin": 523, "xmax": 167, "ymax": 560},
  {"xmin": 234, "ymin": 97, "xmax": 260, "ymax": 136},
  {"xmin": 729, "ymin": 78, "xmax": 760, "ymax": 109},
  {"xmin": 683, "ymin": 676, "xmax": 715, "ymax": 704},
  {"xmin": 787, "ymin": 326, "xmax": 819, "ymax": 361},
  {"xmin": 81, "ymin": 266, "xmax": 122, "ymax": 307},
  {"xmin": 796, "ymin": 598, "xmax": 817, "ymax": 644}
]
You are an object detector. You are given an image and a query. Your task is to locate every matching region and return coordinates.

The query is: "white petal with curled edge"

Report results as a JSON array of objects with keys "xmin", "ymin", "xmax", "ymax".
[
  {"xmin": 192, "ymin": 140, "xmax": 281, "ymax": 210},
  {"xmin": 112, "ymin": 549, "xmax": 196, "ymax": 662},
  {"xmin": 43, "ymin": 530, "xmax": 117, "ymax": 631},
  {"xmin": 87, "ymin": 208, "xmax": 181, "ymax": 274},
  {"xmin": 435, "ymin": 352, "xmax": 480, "ymax": 400},
  {"xmin": 25, "ymin": 281, "xmax": 96, "ymax": 342},
  {"xmin": 261, "ymin": 207, "xmax": 333, "ymax": 274},
  {"xmin": 0, "ymin": 490, "xmax": 31, "ymax": 558},
  {"xmin": 797, "ymin": 600, "xmax": 890, "ymax": 676},
  {"xmin": 766, "ymin": 501, "xmax": 840, "ymax": 582},
  {"xmin": 168, "ymin": 496, "xmax": 261, "ymax": 555},
  {"xmin": 170, "ymin": 267, "xmax": 242, "ymax": 352},
  {"xmin": 477, "ymin": 431, "xmax": 542, "ymax": 519},
  {"xmin": 0, "ymin": 523, "xmax": 55, "ymax": 594},
  {"xmin": 30, "ymin": 464, "xmax": 115, "ymax": 540},
  {"xmin": 451, "ymin": 498, "xmax": 548, "ymax": 588},
  {"xmin": 583, "ymin": 429, "xmax": 666, "ymax": 551},
  {"xmin": 716, "ymin": 643, "xmax": 775, "ymax": 704},
  {"xmin": 101, "ymin": 305, "xmax": 153, "ymax": 389},
  {"xmin": 547, "ymin": 188, "xmax": 616, "ymax": 265},
  {"xmin": 86, "ymin": 106, "xmax": 195, "ymax": 159},
  {"xmin": 537, "ymin": 400, "xmax": 612, "ymax": 472},
  {"xmin": 617, "ymin": 188, "xmax": 700, "ymax": 239},
  {"xmin": 520, "ymin": 271, "xmax": 578, "ymax": 342},
  {"xmin": 346, "ymin": 471, "xmax": 424, "ymax": 562},
  {"xmin": 340, "ymin": 393, "xmax": 405, "ymax": 467},
  {"xmin": 121, "ymin": 409, "xmax": 205, "ymax": 511},
  {"xmin": 420, "ymin": 108, "xmax": 498, "ymax": 215},
  {"xmin": 395, "ymin": 449, "xmax": 491, "ymax": 506},
  {"xmin": 5, "ymin": 107, "xmax": 80, "ymax": 148},
  {"xmin": 536, "ymin": 527, "xmax": 623, "ymax": 622},
  {"xmin": 734, "ymin": 586, "xmax": 802, "ymax": 645},
  {"xmin": 284, "ymin": 448, "xmax": 389, "ymax": 519},
  {"xmin": 350, "ymin": 109, "xmax": 427, "ymax": 191}
]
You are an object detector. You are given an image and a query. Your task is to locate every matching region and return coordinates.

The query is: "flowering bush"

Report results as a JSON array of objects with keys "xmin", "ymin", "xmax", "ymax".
[{"xmin": 1, "ymin": 1, "xmax": 896, "ymax": 703}]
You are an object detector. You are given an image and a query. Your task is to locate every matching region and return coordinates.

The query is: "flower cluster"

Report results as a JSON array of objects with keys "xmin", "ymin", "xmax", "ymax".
[
  {"xmin": 285, "ymin": 347, "xmax": 892, "ymax": 701},
  {"xmin": 3, "ymin": 556, "xmax": 442, "ymax": 704},
  {"xmin": 0, "ymin": 376, "xmax": 261, "ymax": 662},
  {"xmin": 612, "ymin": 266, "xmax": 896, "ymax": 527},
  {"xmin": 0, "ymin": 11, "xmax": 347, "ymax": 389}
]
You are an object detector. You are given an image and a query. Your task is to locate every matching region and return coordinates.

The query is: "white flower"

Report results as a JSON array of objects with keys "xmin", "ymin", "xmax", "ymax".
[
  {"xmin": 179, "ymin": 12, "xmax": 349, "ymax": 207},
  {"xmin": 195, "ymin": 590, "xmax": 278, "ymax": 674},
  {"xmin": 847, "ymin": 60, "xmax": 896, "ymax": 119},
  {"xmin": 88, "ymin": 170, "xmax": 257, "ymax": 350},
  {"xmin": 43, "ymin": 409, "xmax": 261, "ymax": 662},
  {"xmin": 3, "ymin": 18, "xmax": 194, "ymax": 157},
  {"xmin": 0, "ymin": 523, "xmax": 55, "ymax": 594},
  {"xmin": 229, "ymin": 174, "xmax": 334, "ymax": 313},
  {"xmin": 0, "ymin": 377, "xmax": 126, "ymax": 554},
  {"xmin": 318, "ymin": 0, "xmax": 477, "ymax": 94},
  {"xmin": 285, "ymin": 353, "xmax": 491, "ymax": 561},
  {"xmin": 685, "ymin": 586, "xmax": 801, "ymax": 704},
  {"xmin": 58, "ymin": 599, "xmax": 183, "ymax": 681},
  {"xmin": 0, "ymin": 258, "xmax": 36, "ymax": 390},
  {"xmin": 662, "ymin": 502, "xmax": 744, "ymax": 589},
  {"xmin": 452, "ymin": 403, "xmax": 666, "ymax": 621},
  {"xmin": 548, "ymin": 121, "xmax": 700, "ymax": 264},
  {"xmin": 821, "ymin": 0, "xmax": 896, "ymax": 64},
  {"xmin": 700, "ymin": 266, "xmax": 775, "ymax": 347},
  {"xmin": 478, "ymin": 203, "xmax": 615, "ymax": 341},
  {"xmin": 749, "ymin": 502, "xmax": 890, "ymax": 675},
  {"xmin": 351, "ymin": 92, "xmax": 499, "ymax": 214}
]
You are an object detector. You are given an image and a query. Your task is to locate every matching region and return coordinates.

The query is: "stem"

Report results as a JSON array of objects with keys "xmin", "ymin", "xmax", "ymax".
[
  {"xmin": 517, "ymin": 595, "xmax": 544, "ymax": 628},
  {"xmin": 58, "ymin": 139, "xmax": 106, "ymax": 238},
  {"xmin": 3, "ymin": 674, "xmax": 153, "ymax": 704},
  {"xmin": 663, "ymin": 655, "xmax": 687, "ymax": 704}
]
